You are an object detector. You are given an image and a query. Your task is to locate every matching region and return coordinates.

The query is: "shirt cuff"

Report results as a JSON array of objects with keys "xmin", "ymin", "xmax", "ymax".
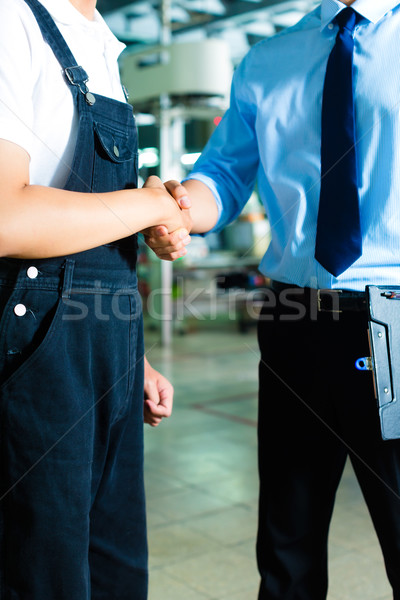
[{"xmin": 183, "ymin": 172, "xmax": 224, "ymax": 235}]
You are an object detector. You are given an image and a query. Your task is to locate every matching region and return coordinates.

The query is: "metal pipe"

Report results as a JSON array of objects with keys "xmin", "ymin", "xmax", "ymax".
[{"xmin": 159, "ymin": 0, "xmax": 173, "ymax": 347}]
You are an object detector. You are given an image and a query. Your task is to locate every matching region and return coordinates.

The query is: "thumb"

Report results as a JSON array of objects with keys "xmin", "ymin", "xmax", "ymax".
[{"xmin": 164, "ymin": 180, "xmax": 191, "ymax": 209}]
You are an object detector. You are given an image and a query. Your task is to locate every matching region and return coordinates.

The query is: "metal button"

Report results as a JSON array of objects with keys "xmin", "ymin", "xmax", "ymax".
[
  {"xmin": 27, "ymin": 266, "xmax": 39, "ymax": 279},
  {"xmin": 113, "ymin": 145, "xmax": 120, "ymax": 158},
  {"xmin": 328, "ymin": 23, "xmax": 334, "ymax": 30},
  {"xmin": 85, "ymin": 92, "xmax": 96, "ymax": 106},
  {"xmin": 14, "ymin": 304, "xmax": 27, "ymax": 317}
]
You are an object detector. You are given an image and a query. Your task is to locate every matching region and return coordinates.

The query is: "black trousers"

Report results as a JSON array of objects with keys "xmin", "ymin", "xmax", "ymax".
[{"xmin": 257, "ymin": 286, "xmax": 400, "ymax": 600}]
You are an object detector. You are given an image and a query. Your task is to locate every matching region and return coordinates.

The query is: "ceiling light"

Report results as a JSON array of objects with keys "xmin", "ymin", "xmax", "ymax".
[
  {"xmin": 139, "ymin": 148, "xmax": 160, "ymax": 168},
  {"xmin": 135, "ymin": 113, "xmax": 157, "ymax": 126}
]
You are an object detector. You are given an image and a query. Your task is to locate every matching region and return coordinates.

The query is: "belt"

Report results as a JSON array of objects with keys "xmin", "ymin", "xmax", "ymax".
[{"xmin": 269, "ymin": 280, "xmax": 367, "ymax": 313}]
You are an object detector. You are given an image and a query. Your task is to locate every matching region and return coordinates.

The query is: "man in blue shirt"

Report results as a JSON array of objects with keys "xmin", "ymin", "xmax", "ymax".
[{"xmin": 146, "ymin": 0, "xmax": 400, "ymax": 597}]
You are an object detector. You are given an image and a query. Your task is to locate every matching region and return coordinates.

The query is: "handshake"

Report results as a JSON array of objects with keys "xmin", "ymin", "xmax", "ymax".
[{"xmin": 141, "ymin": 175, "xmax": 192, "ymax": 262}]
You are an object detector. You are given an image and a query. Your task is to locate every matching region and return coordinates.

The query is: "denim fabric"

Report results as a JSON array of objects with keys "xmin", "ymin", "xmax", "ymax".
[{"xmin": 0, "ymin": 1, "xmax": 147, "ymax": 598}]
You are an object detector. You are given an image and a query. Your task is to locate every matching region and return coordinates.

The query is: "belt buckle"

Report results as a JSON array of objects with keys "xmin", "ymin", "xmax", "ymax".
[{"xmin": 317, "ymin": 289, "xmax": 343, "ymax": 313}]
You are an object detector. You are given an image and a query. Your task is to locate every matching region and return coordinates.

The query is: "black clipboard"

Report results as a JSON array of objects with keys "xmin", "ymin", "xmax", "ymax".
[{"xmin": 356, "ymin": 286, "xmax": 400, "ymax": 440}]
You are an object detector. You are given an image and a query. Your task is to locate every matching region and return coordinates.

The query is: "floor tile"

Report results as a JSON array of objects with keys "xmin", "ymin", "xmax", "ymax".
[
  {"xmin": 148, "ymin": 522, "xmax": 220, "ymax": 569},
  {"xmin": 148, "ymin": 571, "xmax": 212, "ymax": 600},
  {"xmin": 218, "ymin": 584, "xmax": 260, "ymax": 600},
  {"xmin": 163, "ymin": 548, "xmax": 258, "ymax": 598},
  {"xmin": 186, "ymin": 504, "xmax": 257, "ymax": 546},
  {"xmin": 196, "ymin": 471, "xmax": 259, "ymax": 505},
  {"xmin": 144, "ymin": 468, "xmax": 186, "ymax": 497},
  {"xmin": 146, "ymin": 486, "xmax": 233, "ymax": 523}
]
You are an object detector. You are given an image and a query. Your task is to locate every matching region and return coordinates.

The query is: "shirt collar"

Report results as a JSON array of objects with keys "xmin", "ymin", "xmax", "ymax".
[
  {"xmin": 321, "ymin": 0, "xmax": 399, "ymax": 31},
  {"xmin": 38, "ymin": 0, "xmax": 126, "ymax": 59}
]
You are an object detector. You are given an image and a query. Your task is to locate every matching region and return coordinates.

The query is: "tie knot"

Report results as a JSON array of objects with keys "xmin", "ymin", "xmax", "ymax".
[{"xmin": 336, "ymin": 7, "xmax": 360, "ymax": 33}]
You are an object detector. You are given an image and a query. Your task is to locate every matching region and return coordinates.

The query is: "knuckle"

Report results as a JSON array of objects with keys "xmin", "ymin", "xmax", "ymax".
[{"xmin": 169, "ymin": 242, "xmax": 183, "ymax": 252}]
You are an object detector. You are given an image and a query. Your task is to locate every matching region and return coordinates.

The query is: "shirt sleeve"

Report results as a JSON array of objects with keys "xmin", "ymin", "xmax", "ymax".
[
  {"xmin": 0, "ymin": 1, "xmax": 35, "ymax": 158},
  {"xmin": 185, "ymin": 53, "xmax": 260, "ymax": 234}
]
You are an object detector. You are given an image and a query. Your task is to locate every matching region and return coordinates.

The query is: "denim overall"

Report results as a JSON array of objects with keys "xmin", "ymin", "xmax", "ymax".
[{"xmin": 0, "ymin": 1, "xmax": 148, "ymax": 598}]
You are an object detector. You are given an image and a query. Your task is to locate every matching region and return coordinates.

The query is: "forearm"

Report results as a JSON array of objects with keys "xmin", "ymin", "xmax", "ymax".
[
  {"xmin": 0, "ymin": 184, "xmax": 172, "ymax": 259},
  {"xmin": 180, "ymin": 179, "xmax": 219, "ymax": 234}
]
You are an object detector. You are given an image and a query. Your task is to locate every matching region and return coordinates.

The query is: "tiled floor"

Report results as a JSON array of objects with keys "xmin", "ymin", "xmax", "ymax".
[{"xmin": 143, "ymin": 322, "xmax": 393, "ymax": 600}]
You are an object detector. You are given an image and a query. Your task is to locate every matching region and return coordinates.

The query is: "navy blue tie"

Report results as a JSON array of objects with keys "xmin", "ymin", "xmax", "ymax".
[{"xmin": 315, "ymin": 7, "xmax": 362, "ymax": 277}]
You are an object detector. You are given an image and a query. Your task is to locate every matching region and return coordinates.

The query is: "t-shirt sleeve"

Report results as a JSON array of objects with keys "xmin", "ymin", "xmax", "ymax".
[{"xmin": 0, "ymin": 1, "xmax": 35, "ymax": 158}]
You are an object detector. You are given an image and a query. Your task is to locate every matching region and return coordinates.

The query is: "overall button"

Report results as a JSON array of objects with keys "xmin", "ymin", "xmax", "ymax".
[
  {"xmin": 85, "ymin": 92, "xmax": 96, "ymax": 106},
  {"xmin": 27, "ymin": 266, "xmax": 39, "ymax": 279},
  {"xmin": 14, "ymin": 304, "xmax": 27, "ymax": 317}
]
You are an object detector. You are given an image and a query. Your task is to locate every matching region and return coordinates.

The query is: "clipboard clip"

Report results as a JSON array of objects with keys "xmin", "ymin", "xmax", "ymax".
[{"xmin": 355, "ymin": 357, "xmax": 374, "ymax": 371}]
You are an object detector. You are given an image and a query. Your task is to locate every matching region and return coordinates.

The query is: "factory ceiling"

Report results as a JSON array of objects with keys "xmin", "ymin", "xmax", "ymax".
[{"xmin": 98, "ymin": 0, "xmax": 319, "ymax": 58}]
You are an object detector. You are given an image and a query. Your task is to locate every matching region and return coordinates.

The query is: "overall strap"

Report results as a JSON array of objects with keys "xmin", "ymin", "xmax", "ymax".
[{"xmin": 23, "ymin": 0, "xmax": 95, "ymax": 104}]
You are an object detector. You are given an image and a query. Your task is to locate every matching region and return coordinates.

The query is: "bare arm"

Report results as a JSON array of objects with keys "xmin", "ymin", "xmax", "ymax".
[
  {"xmin": 0, "ymin": 140, "xmax": 189, "ymax": 259},
  {"xmin": 142, "ymin": 179, "xmax": 219, "ymax": 261}
]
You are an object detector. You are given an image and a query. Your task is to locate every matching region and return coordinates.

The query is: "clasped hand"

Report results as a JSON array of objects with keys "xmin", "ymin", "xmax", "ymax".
[{"xmin": 142, "ymin": 176, "xmax": 192, "ymax": 261}]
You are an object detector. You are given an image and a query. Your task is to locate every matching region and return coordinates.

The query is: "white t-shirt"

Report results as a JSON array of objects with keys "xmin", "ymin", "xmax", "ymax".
[{"xmin": 0, "ymin": 0, "xmax": 126, "ymax": 188}]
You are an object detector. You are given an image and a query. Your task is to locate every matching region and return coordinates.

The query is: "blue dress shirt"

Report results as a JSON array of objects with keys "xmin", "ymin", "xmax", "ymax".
[{"xmin": 187, "ymin": 0, "xmax": 400, "ymax": 291}]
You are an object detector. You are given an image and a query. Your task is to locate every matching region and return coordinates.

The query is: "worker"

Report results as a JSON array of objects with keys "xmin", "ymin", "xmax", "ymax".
[{"xmin": 0, "ymin": 0, "xmax": 190, "ymax": 597}]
